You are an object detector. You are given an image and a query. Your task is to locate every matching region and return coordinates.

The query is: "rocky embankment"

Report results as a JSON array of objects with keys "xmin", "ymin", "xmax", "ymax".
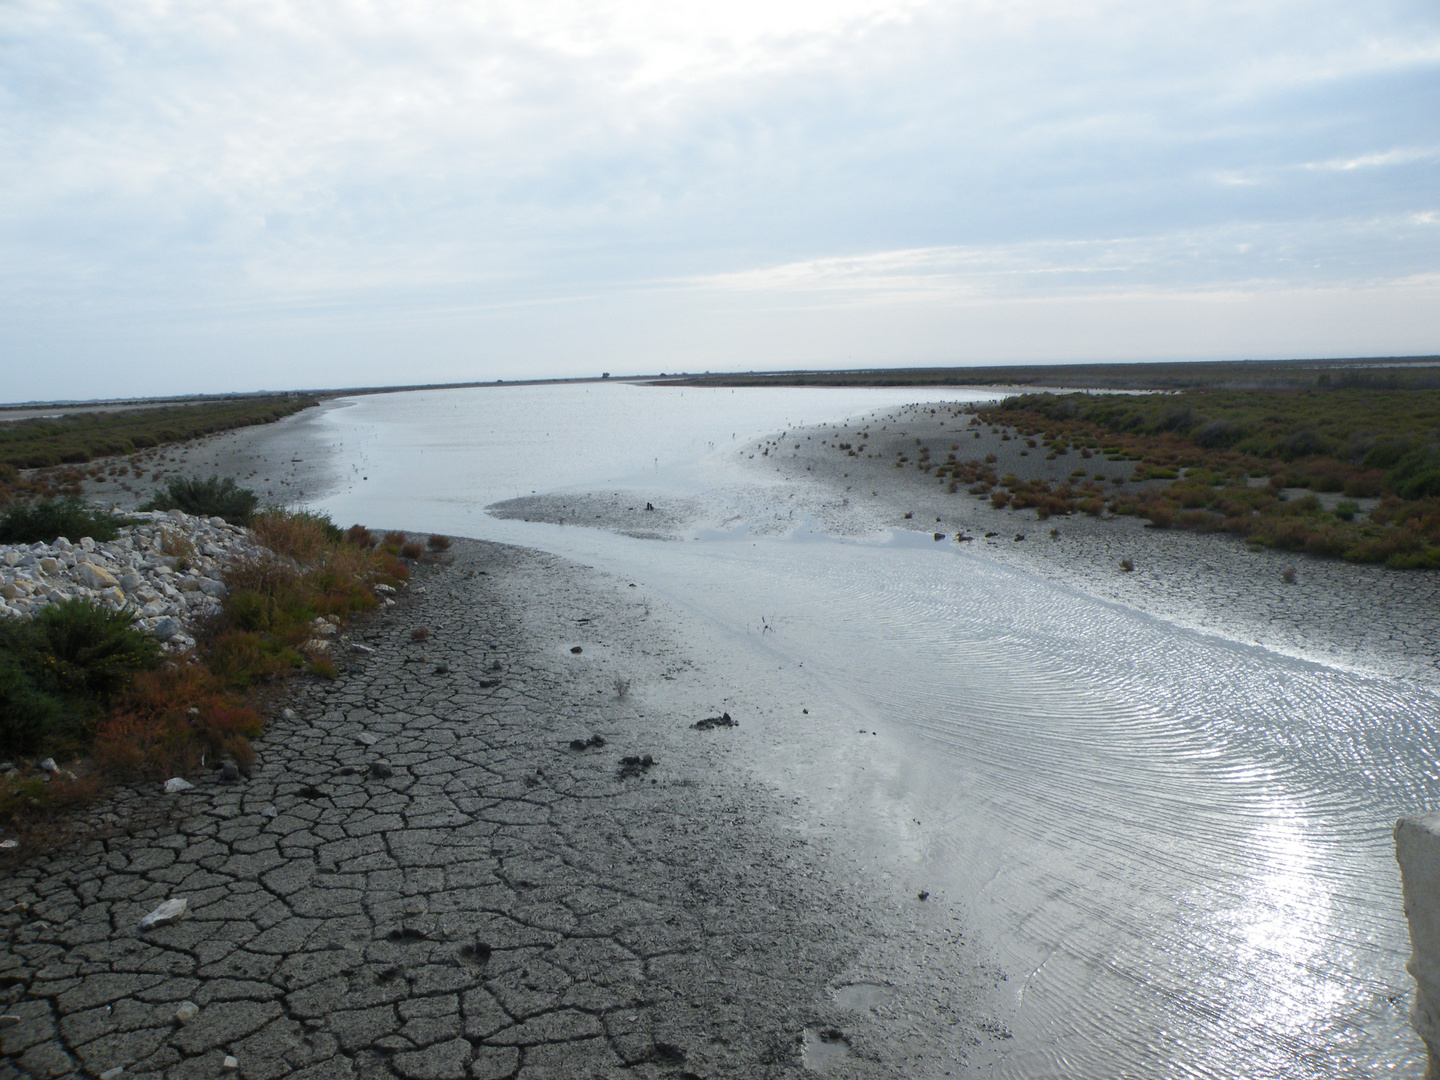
[{"xmin": 0, "ymin": 511, "xmax": 264, "ymax": 650}]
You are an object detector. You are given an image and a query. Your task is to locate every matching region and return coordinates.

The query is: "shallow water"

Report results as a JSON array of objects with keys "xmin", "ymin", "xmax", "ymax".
[{"xmin": 302, "ymin": 383, "xmax": 1435, "ymax": 1078}]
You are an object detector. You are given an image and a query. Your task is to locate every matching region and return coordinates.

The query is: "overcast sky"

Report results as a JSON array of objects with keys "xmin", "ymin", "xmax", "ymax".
[{"xmin": 2, "ymin": 0, "xmax": 1438, "ymax": 401}]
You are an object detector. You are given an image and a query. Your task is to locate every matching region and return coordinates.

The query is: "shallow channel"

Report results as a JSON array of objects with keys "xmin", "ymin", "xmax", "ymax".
[{"xmin": 289, "ymin": 382, "xmax": 1434, "ymax": 1078}]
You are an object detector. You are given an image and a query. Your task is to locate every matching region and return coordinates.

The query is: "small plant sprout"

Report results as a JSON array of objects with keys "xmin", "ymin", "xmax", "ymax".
[
  {"xmin": 1119, "ymin": 557, "xmax": 1134, "ymax": 572},
  {"xmin": 613, "ymin": 677, "xmax": 631, "ymax": 700}
]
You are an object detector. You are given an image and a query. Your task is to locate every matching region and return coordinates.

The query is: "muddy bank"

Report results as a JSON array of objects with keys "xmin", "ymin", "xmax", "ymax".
[
  {"xmin": 0, "ymin": 539, "xmax": 1006, "ymax": 1079},
  {"xmin": 59, "ymin": 401, "xmax": 349, "ymax": 516},
  {"xmin": 485, "ymin": 399, "xmax": 1439, "ymax": 688}
]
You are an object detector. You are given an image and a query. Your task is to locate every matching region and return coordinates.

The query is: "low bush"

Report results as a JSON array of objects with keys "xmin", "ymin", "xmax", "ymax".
[
  {"xmin": 0, "ymin": 599, "xmax": 162, "ymax": 756},
  {"xmin": 142, "ymin": 475, "xmax": 259, "ymax": 525},
  {"xmin": 0, "ymin": 497, "xmax": 124, "ymax": 544}
]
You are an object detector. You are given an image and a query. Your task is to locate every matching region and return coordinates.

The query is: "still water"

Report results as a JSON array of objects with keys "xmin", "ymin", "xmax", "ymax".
[{"xmin": 292, "ymin": 382, "xmax": 1434, "ymax": 1078}]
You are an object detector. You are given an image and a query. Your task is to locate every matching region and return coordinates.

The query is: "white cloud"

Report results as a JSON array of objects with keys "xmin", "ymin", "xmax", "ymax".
[{"xmin": 1, "ymin": 0, "xmax": 1438, "ymax": 397}]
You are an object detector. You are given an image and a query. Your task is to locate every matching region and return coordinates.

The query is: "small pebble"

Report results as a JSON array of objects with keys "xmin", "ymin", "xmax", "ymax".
[
  {"xmin": 261, "ymin": 806, "xmax": 278, "ymax": 818},
  {"xmin": 175, "ymin": 1001, "xmax": 199, "ymax": 1025},
  {"xmin": 163, "ymin": 777, "xmax": 194, "ymax": 794},
  {"xmin": 222, "ymin": 1055, "xmax": 239, "ymax": 1071},
  {"xmin": 0, "ymin": 1015, "xmax": 20, "ymax": 1029},
  {"xmin": 219, "ymin": 762, "xmax": 239, "ymax": 782},
  {"xmin": 99, "ymin": 1068, "xmax": 124, "ymax": 1080},
  {"xmin": 370, "ymin": 761, "xmax": 394, "ymax": 779}
]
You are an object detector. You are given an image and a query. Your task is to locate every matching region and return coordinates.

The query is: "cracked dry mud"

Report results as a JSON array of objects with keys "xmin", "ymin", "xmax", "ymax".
[{"xmin": 1, "ymin": 540, "xmax": 994, "ymax": 1080}]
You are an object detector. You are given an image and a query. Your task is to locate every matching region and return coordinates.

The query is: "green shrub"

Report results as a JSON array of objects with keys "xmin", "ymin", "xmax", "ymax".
[
  {"xmin": 0, "ymin": 652, "xmax": 64, "ymax": 755},
  {"xmin": 29, "ymin": 599, "xmax": 163, "ymax": 701},
  {"xmin": 142, "ymin": 475, "xmax": 259, "ymax": 525},
  {"xmin": 0, "ymin": 600, "xmax": 160, "ymax": 754},
  {"xmin": 1335, "ymin": 501, "xmax": 1359, "ymax": 521},
  {"xmin": 0, "ymin": 498, "xmax": 123, "ymax": 544}
]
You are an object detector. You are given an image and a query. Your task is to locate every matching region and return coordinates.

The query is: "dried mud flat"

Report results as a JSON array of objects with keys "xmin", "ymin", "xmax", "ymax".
[{"xmin": 1, "ymin": 540, "xmax": 1004, "ymax": 1080}]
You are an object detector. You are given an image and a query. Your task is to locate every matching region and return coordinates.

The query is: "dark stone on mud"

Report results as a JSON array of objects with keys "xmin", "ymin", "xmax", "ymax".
[
  {"xmin": 645, "ymin": 503, "xmax": 655, "ymax": 511},
  {"xmin": 917, "ymin": 890, "xmax": 930, "ymax": 901},
  {"xmin": 298, "ymin": 785, "xmax": 324, "ymax": 798},
  {"xmin": 569, "ymin": 734, "xmax": 606, "ymax": 751},
  {"xmin": 369, "ymin": 762, "xmax": 394, "ymax": 779},
  {"xmin": 570, "ymin": 646, "xmax": 583, "ymax": 654},
  {"xmin": 219, "ymin": 761, "xmax": 240, "ymax": 782},
  {"xmin": 1014, "ymin": 534, "xmax": 1025, "ymax": 541},
  {"xmin": 692, "ymin": 712, "xmax": 737, "ymax": 731},
  {"xmin": 459, "ymin": 941, "xmax": 492, "ymax": 964},
  {"xmin": 933, "ymin": 533, "xmax": 944, "ymax": 541},
  {"xmin": 477, "ymin": 678, "xmax": 501, "ymax": 688},
  {"xmin": 434, "ymin": 663, "xmax": 450, "ymax": 674},
  {"xmin": 652, "ymin": 1041, "xmax": 686, "ymax": 1064},
  {"xmin": 618, "ymin": 754, "xmax": 656, "ymax": 779},
  {"xmin": 387, "ymin": 927, "xmax": 428, "ymax": 942}
]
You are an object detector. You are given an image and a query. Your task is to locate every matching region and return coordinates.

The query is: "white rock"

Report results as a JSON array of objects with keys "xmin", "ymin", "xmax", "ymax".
[
  {"xmin": 222, "ymin": 1056, "xmax": 239, "ymax": 1071},
  {"xmin": 138, "ymin": 897, "xmax": 188, "ymax": 929},
  {"xmin": 98, "ymin": 1068, "xmax": 124, "ymax": 1080},
  {"xmin": 163, "ymin": 777, "xmax": 194, "ymax": 793},
  {"xmin": 356, "ymin": 732, "xmax": 379, "ymax": 746},
  {"xmin": 75, "ymin": 563, "xmax": 120, "ymax": 590},
  {"xmin": 0, "ymin": 1015, "xmax": 20, "ymax": 1028},
  {"xmin": 0, "ymin": 839, "xmax": 18, "ymax": 850},
  {"xmin": 1397, "ymin": 811, "xmax": 1440, "ymax": 1077},
  {"xmin": 175, "ymin": 1000, "xmax": 200, "ymax": 1024}
]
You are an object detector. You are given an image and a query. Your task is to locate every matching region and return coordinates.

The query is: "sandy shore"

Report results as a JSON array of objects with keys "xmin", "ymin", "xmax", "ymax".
[{"xmin": 1, "ymin": 538, "xmax": 1007, "ymax": 1079}]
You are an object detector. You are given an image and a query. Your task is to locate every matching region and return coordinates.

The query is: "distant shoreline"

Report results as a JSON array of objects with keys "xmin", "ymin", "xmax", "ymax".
[{"xmin": 7, "ymin": 353, "xmax": 1440, "ymax": 413}]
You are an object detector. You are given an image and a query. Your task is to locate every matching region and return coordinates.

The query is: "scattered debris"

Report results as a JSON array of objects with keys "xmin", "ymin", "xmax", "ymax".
[
  {"xmin": 618, "ymin": 754, "xmax": 656, "ymax": 779},
  {"xmin": 138, "ymin": 898, "xmax": 188, "ymax": 930},
  {"xmin": 692, "ymin": 712, "xmax": 737, "ymax": 731},
  {"xmin": 569, "ymin": 734, "xmax": 607, "ymax": 751}
]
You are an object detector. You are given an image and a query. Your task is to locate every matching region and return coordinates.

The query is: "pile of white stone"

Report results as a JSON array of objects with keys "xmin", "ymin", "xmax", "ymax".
[{"xmin": 0, "ymin": 509, "xmax": 270, "ymax": 650}]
